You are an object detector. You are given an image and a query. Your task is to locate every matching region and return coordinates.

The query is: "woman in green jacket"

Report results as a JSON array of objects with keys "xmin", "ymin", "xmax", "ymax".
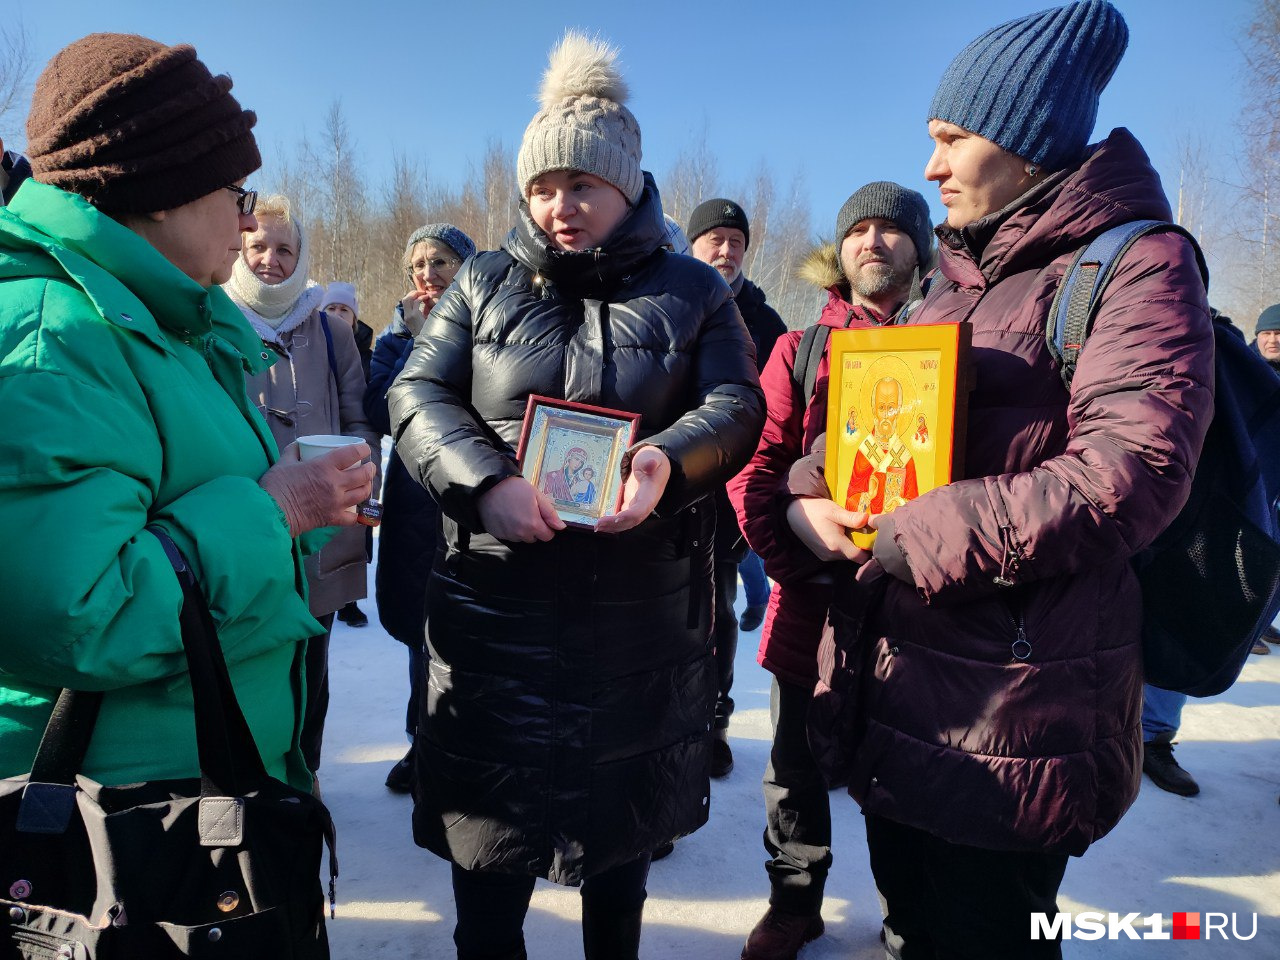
[{"xmin": 0, "ymin": 33, "xmax": 374, "ymax": 792}]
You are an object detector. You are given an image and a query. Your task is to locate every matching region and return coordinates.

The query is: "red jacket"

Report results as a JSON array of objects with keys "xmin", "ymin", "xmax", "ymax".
[
  {"xmin": 818, "ymin": 128, "xmax": 1215, "ymax": 856},
  {"xmin": 728, "ymin": 250, "xmax": 897, "ymax": 686}
]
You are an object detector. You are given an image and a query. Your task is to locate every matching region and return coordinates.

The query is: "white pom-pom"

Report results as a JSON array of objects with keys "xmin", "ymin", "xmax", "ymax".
[{"xmin": 538, "ymin": 31, "xmax": 628, "ymax": 108}]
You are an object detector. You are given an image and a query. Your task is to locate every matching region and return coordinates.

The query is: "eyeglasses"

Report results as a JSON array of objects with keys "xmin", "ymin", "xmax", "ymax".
[
  {"xmin": 414, "ymin": 257, "xmax": 462, "ymax": 273},
  {"xmin": 224, "ymin": 184, "xmax": 257, "ymax": 216}
]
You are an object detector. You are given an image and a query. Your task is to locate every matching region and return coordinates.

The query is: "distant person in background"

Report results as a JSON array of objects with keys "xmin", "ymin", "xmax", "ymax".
[
  {"xmin": 364, "ymin": 222, "xmax": 475, "ymax": 793},
  {"xmin": 686, "ymin": 197, "xmax": 786, "ymax": 779},
  {"xmin": 399, "ymin": 222, "xmax": 472, "ymax": 330},
  {"xmin": 323, "ymin": 280, "xmax": 374, "ymax": 629},
  {"xmin": 1254, "ymin": 303, "xmax": 1280, "ymax": 375},
  {"xmin": 226, "ymin": 194, "xmax": 380, "ymax": 775},
  {"xmin": 1250, "ymin": 302, "xmax": 1280, "ymax": 651},
  {"xmin": 1, "ymin": 134, "xmax": 32, "ymax": 205},
  {"xmin": 324, "ymin": 281, "xmax": 373, "ymax": 380}
]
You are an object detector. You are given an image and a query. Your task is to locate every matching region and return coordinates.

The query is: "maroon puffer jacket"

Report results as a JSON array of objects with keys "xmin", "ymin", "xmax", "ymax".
[
  {"xmin": 728, "ymin": 255, "xmax": 897, "ymax": 686},
  {"xmin": 828, "ymin": 128, "xmax": 1214, "ymax": 856}
]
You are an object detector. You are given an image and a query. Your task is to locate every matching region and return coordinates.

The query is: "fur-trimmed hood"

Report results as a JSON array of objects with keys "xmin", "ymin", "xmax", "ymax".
[{"xmin": 798, "ymin": 243, "xmax": 846, "ymax": 294}]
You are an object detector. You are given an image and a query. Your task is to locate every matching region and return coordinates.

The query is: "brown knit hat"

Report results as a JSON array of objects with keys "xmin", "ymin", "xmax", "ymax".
[{"xmin": 26, "ymin": 33, "xmax": 260, "ymax": 214}]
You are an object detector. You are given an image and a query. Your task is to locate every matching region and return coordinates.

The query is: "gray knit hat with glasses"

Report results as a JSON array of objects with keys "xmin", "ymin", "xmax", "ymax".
[{"xmin": 404, "ymin": 223, "xmax": 476, "ymax": 262}]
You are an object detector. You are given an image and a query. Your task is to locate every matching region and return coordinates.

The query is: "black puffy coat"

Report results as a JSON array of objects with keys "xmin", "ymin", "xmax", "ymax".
[
  {"xmin": 364, "ymin": 315, "xmax": 439, "ymax": 648},
  {"xmin": 388, "ymin": 174, "xmax": 765, "ymax": 884},
  {"xmin": 715, "ymin": 277, "xmax": 787, "ymax": 562}
]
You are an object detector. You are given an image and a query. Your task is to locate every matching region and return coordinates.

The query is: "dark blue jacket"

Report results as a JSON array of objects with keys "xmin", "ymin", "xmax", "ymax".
[
  {"xmin": 1, "ymin": 151, "xmax": 32, "ymax": 206},
  {"xmin": 363, "ymin": 313, "xmax": 439, "ymax": 647}
]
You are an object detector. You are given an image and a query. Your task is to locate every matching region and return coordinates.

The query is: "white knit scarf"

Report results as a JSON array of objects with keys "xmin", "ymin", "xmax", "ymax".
[{"xmin": 223, "ymin": 219, "xmax": 314, "ymax": 328}]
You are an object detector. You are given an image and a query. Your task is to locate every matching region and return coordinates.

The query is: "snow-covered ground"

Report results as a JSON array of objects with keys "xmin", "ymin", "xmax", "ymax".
[{"xmin": 321, "ymin": 543, "xmax": 1280, "ymax": 958}]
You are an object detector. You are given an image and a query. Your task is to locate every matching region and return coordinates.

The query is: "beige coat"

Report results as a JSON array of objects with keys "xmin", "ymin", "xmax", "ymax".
[{"xmin": 246, "ymin": 306, "xmax": 380, "ymax": 616}]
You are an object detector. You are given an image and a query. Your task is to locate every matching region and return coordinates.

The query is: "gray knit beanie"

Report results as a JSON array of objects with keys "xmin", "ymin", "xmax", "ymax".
[
  {"xmin": 516, "ymin": 32, "xmax": 643, "ymax": 204},
  {"xmin": 929, "ymin": 0, "xmax": 1128, "ymax": 171},
  {"xmin": 1257, "ymin": 304, "xmax": 1280, "ymax": 334},
  {"xmin": 404, "ymin": 222, "xmax": 476, "ymax": 262},
  {"xmin": 835, "ymin": 182, "xmax": 933, "ymax": 269}
]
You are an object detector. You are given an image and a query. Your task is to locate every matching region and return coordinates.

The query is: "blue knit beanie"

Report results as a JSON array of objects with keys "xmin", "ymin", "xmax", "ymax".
[
  {"xmin": 404, "ymin": 222, "xmax": 477, "ymax": 262},
  {"xmin": 929, "ymin": 0, "xmax": 1128, "ymax": 171}
]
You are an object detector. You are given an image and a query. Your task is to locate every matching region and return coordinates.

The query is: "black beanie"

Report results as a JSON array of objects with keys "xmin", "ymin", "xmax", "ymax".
[{"xmin": 686, "ymin": 198, "xmax": 750, "ymax": 249}]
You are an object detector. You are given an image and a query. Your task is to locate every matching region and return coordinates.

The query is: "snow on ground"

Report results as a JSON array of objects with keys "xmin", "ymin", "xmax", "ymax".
[{"xmin": 321, "ymin": 543, "xmax": 1280, "ymax": 958}]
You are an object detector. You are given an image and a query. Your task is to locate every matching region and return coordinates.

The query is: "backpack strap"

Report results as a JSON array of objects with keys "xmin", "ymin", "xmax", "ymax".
[
  {"xmin": 319, "ymin": 310, "xmax": 340, "ymax": 382},
  {"xmin": 791, "ymin": 323, "xmax": 831, "ymax": 406},
  {"xmin": 1047, "ymin": 220, "xmax": 1208, "ymax": 388}
]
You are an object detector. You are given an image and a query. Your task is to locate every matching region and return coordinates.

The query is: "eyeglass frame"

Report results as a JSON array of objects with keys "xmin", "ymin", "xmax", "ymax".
[
  {"xmin": 224, "ymin": 184, "xmax": 258, "ymax": 216},
  {"xmin": 413, "ymin": 256, "xmax": 463, "ymax": 274}
]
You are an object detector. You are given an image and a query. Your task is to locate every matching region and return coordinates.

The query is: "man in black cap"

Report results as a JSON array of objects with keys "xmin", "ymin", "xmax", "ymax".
[{"xmin": 687, "ymin": 197, "xmax": 786, "ymax": 780}]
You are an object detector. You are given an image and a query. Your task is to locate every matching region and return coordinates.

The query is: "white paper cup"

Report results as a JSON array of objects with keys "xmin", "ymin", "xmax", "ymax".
[
  {"xmin": 297, "ymin": 435, "xmax": 367, "ymax": 516},
  {"xmin": 297, "ymin": 434, "xmax": 364, "ymax": 462}
]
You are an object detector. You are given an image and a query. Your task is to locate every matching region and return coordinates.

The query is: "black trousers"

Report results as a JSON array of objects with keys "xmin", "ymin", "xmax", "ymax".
[
  {"xmin": 762, "ymin": 677, "xmax": 832, "ymax": 915},
  {"xmin": 713, "ymin": 560, "xmax": 739, "ymax": 729},
  {"xmin": 864, "ymin": 814, "xmax": 1068, "ymax": 960},
  {"xmin": 452, "ymin": 857, "xmax": 651, "ymax": 959},
  {"xmin": 300, "ymin": 612, "xmax": 334, "ymax": 773}
]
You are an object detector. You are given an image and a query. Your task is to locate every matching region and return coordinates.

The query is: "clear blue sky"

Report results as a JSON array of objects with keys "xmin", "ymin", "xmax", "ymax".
[{"xmin": 3, "ymin": 0, "xmax": 1254, "ymax": 233}]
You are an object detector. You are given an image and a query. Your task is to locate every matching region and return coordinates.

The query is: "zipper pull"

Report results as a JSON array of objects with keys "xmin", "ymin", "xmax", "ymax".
[
  {"xmin": 993, "ymin": 524, "xmax": 1021, "ymax": 587},
  {"xmin": 1011, "ymin": 620, "xmax": 1032, "ymax": 660}
]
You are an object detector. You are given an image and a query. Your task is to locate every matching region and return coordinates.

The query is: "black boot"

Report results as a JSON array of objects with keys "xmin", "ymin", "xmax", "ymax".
[
  {"xmin": 457, "ymin": 946, "xmax": 526, "ymax": 960},
  {"xmin": 710, "ymin": 727, "xmax": 734, "ymax": 779},
  {"xmin": 582, "ymin": 906, "xmax": 644, "ymax": 960},
  {"xmin": 1143, "ymin": 733, "xmax": 1200, "ymax": 796},
  {"xmin": 385, "ymin": 746, "xmax": 414, "ymax": 792},
  {"xmin": 337, "ymin": 601, "xmax": 368, "ymax": 627}
]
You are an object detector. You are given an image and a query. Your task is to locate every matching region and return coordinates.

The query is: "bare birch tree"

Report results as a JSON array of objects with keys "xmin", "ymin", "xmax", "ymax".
[
  {"xmin": 0, "ymin": 23, "xmax": 33, "ymax": 141},
  {"xmin": 1230, "ymin": 0, "xmax": 1280, "ymax": 329}
]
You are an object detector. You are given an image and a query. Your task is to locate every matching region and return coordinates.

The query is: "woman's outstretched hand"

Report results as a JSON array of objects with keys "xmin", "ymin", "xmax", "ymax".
[
  {"xmin": 478, "ymin": 476, "xmax": 566, "ymax": 542},
  {"xmin": 595, "ymin": 445, "xmax": 671, "ymax": 535}
]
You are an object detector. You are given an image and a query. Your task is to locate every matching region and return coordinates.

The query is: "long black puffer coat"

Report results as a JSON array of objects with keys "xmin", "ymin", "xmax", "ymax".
[{"xmin": 388, "ymin": 173, "xmax": 765, "ymax": 885}]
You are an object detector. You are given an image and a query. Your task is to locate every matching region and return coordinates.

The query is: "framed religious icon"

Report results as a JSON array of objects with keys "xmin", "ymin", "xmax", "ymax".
[
  {"xmin": 516, "ymin": 394, "xmax": 642, "ymax": 529},
  {"xmin": 824, "ymin": 323, "xmax": 970, "ymax": 549}
]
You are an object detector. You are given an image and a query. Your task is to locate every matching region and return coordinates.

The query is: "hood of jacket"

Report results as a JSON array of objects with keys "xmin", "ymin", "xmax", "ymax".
[
  {"xmin": 504, "ymin": 171, "xmax": 666, "ymax": 297},
  {"xmin": 0, "ymin": 182, "xmax": 268, "ymax": 374},
  {"xmin": 938, "ymin": 128, "xmax": 1174, "ymax": 289},
  {"xmin": 798, "ymin": 242, "xmax": 897, "ymax": 329}
]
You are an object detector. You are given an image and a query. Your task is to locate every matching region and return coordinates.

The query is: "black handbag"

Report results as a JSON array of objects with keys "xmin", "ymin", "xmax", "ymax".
[{"xmin": 0, "ymin": 528, "xmax": 338, "ymax": 958}]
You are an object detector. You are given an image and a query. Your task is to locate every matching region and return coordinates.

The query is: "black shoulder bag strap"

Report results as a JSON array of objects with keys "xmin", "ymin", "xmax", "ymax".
[
  {"xmin": 319, "ymin": 310, "xmax": 341, "ymax": 383},
  {"xmin": 17, "ymin": 527, "xmax": 269, "ymax": 835},
  {"xmin": 792, "ymin": 324, "xmax": 831, "ymax": 406}
]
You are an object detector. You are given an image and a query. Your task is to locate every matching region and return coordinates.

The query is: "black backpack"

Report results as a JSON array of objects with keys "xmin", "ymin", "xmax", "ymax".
[{"xmin": 1048, "ymin": 220, "xmax": 1280, "ymax": 696}]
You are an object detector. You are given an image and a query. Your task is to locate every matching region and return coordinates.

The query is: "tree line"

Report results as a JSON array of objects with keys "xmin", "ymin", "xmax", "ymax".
[
  {"xmin": 259, "ymin": 102, "xmax": 824, "ymax": 336},
  {"xmin": 5, "ymin": 7, "xmax": 1280, "ymax": 334}
]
